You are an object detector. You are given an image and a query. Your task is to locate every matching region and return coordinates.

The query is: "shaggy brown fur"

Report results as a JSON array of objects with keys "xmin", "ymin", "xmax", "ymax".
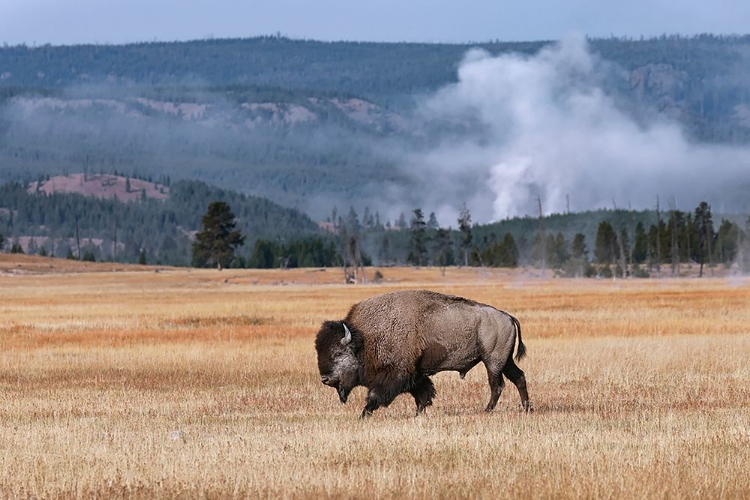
[{"xmin": 315, "ymin": 290, "xmax": 530, "ymax": 418}]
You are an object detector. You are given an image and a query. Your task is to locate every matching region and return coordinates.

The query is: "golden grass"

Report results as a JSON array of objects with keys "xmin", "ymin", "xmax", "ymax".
[{"xmin": 1, "ymin": 259, "xmax": 749, "ymax": 498}]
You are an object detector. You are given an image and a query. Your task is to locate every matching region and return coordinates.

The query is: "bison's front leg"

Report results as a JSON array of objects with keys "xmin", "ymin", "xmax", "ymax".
[
  {"xmin": 410, "ymin": 376, "xmax": 436, "ymax": 415},
  {"xmin": 360, "ymin": 390, "xmax": 381, "ymax": 418},
  {"xmin": 360, "ymin": 371, "xmax": 412, "ymax": 418}
]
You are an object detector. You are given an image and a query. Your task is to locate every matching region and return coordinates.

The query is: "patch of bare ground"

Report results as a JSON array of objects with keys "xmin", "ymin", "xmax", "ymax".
[
  {"xmin": 27, "ymin": 173, "xmax": 169, "ymax": 202},
  {"xmin": 1, "ymin": 260, "xmax": 749, "ymax": 497}
]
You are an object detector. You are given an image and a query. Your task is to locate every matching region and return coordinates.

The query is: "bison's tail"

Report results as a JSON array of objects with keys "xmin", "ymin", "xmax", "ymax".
[{"xmin": 510, "ymin": 314, "xmax": 526, "ymax": 362}]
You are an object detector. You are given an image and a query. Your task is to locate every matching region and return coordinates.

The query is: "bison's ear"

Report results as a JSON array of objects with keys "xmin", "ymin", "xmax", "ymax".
[{"xmin": 341, "ymin": 323, "xmax": 352, "ymax": 346}]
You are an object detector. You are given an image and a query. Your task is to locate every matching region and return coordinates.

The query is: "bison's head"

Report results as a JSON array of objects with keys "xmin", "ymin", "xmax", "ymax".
[{"xmin": 315, "ymin": 321, "xmax": 363, "ymax": 404}]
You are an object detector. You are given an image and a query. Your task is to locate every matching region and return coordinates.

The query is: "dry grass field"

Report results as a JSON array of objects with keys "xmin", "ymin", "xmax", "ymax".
[{"xmin": 1, "ymin": 254, "xmax": 749, "ymax": 498}]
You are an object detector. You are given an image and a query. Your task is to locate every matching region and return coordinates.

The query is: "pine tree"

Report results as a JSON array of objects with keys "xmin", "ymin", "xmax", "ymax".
[
  {"xmin": 549, "ymin": 232, "xmax": 570, "ymax": 269},
  {"xmin": 632, "ymin": 222, "xmax": 648, "ymax": 264},
  {"xmin": 714, "ymin": 219, "xmax": 739, "ymax": 267},
  {"xmin": 432, "ymin": 228, "xmax": 454, "ymax": 275},
  {"xmin": 495, "ymin": 233, "xmax": 519, "ymax": 268},
  {"xmin": 396, "ymin": 212, "xmax": 407, "ymax": 230},
  {"xmin": 570, "ymin": 233, "xmax": 590, "ymax": 277},
  {"xmin": 192, "ymin": 201, "xmax": 245, "ymax": 270},
  {"xmin": 427, "ymin": 212, "xmax": 439, "ymax": 229},
  {"xmin": 571, "ymin": 233, "xmax": 588, "ymax": 260},
  {"xmin": 595, "ymin": 221, "xmax": 618, "ymax": 275},
  {"xmin": 693, "ymin": 201, "xmax": 714, "ymax": 277},
  {"xmin": 409, "ymin": 208, "xmax": 428, "ymax": 266}
]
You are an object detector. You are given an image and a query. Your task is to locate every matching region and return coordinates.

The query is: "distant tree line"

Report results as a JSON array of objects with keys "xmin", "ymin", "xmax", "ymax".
[
  {"xmin": 588, "ymin": 201, "xmax": 749, "ymax": 278},
  {"xmin": 290, "ymin": 200, "xmax": 750, "ymax": 278},
  {"xmin": 5, "ymin": 177, "xmax": 750, "ymax": 277}
]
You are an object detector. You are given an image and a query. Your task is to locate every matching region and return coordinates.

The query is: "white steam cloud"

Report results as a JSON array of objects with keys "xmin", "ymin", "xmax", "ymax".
[{"xmin": 408, "ymin": 35, "xmax": 750, "ymax": 222}]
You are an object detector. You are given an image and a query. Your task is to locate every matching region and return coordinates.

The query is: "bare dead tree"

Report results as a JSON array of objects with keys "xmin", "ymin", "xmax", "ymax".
[
  {"xmin": 655, "ymin": 196, "xmax": 662, "ymax": 277},
  {"xmin": 75, "ymin": 216, "xmax": 81, "ymax": 260},
  {"xmin": 348, "ymin": 234, "xmax": 366, "ymax": 283},
  {"xmin": 668, "ymin": 197, "xmax": 680, "ymax": 276},
  {"xmin": 339, "ymin": 224, "xmax": 366, "ymax": 284},
  {"xmin": 708, "ymin": 220, "xmax": 714, "ymax": 277},
  {"xmin": 338, "ymin": 225, "xmax": 353, "ymax": 284},
  {"xmin": 113, "ymin": 218, "xmax": 118, "ymax": 263},
  {"xmin": 627, "ymin": 201, "xmax": 635, "ymax": 276},
  {"xmin": 734, "ymin": 225, "xmax": 745, "ymax": 273},
  {"xmin": 537, "ymin": 194, "xmax": 546, "ymax": 278},
  {"xmin": 612, "ymin": 200, "xmax": 628, "ymax": 278}
]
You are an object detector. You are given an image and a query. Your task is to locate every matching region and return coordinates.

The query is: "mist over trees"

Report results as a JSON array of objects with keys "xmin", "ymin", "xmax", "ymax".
[
  {"xmin": 2, "ymin": 35, "xmax": 750, "ymax": 221},
  {"xmin": 2, "ymin": 36, "xmax": 750, "ymax": 274}
]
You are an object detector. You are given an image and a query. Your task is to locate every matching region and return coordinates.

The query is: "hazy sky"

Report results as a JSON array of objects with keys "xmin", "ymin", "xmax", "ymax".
[{"xmin": 1, "ymin": 0, "xmax": 749, "ymax": 46}]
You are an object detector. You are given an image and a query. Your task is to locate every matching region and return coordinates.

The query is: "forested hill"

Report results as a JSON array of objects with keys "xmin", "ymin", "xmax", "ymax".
[
  {"xmin": 2, "ymin": 35, "xmax": 750, "ymax": 135},
  {"xmin": 2, "ymin": 35, "xmax": 750, "ymax": 219},
  {"xmin": 0, "ymin": 177, "xmax": 319, "ymax": 265},
  {"xmin": 0, "ymin": 37, "xmax": 546, "ymax": 98}
]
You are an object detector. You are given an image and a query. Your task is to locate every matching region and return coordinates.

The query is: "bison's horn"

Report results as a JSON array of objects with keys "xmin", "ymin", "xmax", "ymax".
[{"xmin": 341, "ymin": 324, "xmax": 352, "ymax": 345}]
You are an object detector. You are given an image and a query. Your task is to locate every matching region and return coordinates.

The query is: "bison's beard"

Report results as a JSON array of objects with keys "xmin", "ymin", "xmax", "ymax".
[{"xmin": 337, "ymin": 386, "xmax": 352, "ymax": 404}]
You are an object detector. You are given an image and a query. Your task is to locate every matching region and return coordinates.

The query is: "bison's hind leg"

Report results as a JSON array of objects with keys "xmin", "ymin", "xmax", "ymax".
[
  {"xmin": 502, "ymin": 359, "xmax": 530, "ymax": 412},
  {"xmin": 484, "ymin": 366, "xmax": 505, "ymax": 412},
  {"xmin": 410, "ymin": 376, "xmax": 436, "ymax": 415}
]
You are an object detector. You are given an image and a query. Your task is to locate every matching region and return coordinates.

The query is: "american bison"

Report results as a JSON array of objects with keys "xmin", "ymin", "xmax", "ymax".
[{"xmin": 315, "ymin": 290, "xmax": 530, "ymax": 418}]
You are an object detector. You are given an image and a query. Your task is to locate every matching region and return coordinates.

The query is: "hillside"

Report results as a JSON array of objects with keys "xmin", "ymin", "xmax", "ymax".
[
  {"xmin": 0, "ymin": 177, "xmax": 320, "ymax": 265},
  {"xmin": 2, "ymin": 35, "xmax": 750, "ymax": 222},
  {"xmin": 28, "ymin": 173, "xmax": 169, "ymax": 202},
  {"xmin": 2, "ymin": 35, "xmax": 749, "ymax": 135}
]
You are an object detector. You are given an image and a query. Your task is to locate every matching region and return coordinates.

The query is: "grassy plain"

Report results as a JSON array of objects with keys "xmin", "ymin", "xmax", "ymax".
[{"xmin": 1, "ymin": 254, "xmax": 749, "ymax": 498}]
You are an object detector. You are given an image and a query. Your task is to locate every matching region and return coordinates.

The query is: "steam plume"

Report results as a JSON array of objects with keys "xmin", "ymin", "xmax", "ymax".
[{"xmin": 410, "ymin": 35, "xmax": 750, "ymax": 222}]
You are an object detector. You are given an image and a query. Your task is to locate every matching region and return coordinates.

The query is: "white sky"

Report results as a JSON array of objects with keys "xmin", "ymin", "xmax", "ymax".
[{"xmin": 1, "ymin": 0, "xmax": 749, "ymax": 46}]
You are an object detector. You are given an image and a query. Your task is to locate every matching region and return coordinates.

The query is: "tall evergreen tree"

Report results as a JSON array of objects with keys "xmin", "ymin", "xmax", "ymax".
[
  {"xmin": 432, "ymin": 227, "xmax": 454, "ymax": 275},
  {"xmin": 427, "ymin": 212, "xmax": 439, "ymax": 229},
  {"xmin": 571, "ymin": 233, "xmax": 588, "ymax": 260},
  {"xmin": 408, "ymin": 208, "xmax": 428, "ymax": 266},
  {"xmin": 395, "ymin": 212, "xmax": 408, "ymax": 230},
  {"xmin": 632, "ymin": 222, "xmax": 648, "ymax": 264},
  {"xmin": 192, "ymin": 201, "xmax": 245, "ymax": 270},
  {"xmin": 594, "ymin": 221, "xmax": 618, "ymax": 268},
  {"xmin": 741, "ymin": 217, "xmax": 750, "ymax": 273},
  {"xmin": 714, "ymin": 219, "xmax": 739, "ymax": 267},
  {"xmin": 495, "ymin": 233, "xmax": 519, "ymax": 268},
  {"xmin": 693, "ymin": 201, "xmax": 714, "ymax": 277},
  {"xmin": 458, "ymin": 203, "xmax": 472, "ymax": 267},
  {"xmin": 248, "ymin": 239, "xmax": 276, "ymax": 268},
  {"xmin": 569, "ymin": 232, "xmax": 590, "ymax": 277},
  {"xmin": 549, "ymin": 232, "xmax": 570, "ymax": 270}
]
